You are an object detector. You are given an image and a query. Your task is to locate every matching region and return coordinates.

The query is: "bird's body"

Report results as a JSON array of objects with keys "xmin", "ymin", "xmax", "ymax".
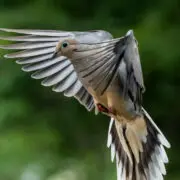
[
  {"xmin": 0, "ymin": 28, "xmax": 170, "ymax": 180},
  {"xmin": 56, "ymin": 31, "xmax": 142, "ymax": 120},
  {"xmin": 83, "ymin": 77, "xmax": 132, "ymax": 120}
]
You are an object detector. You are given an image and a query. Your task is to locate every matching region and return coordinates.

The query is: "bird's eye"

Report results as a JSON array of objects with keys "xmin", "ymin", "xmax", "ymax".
[{"xmin": 61, "ymin": 41, "xmax": 69, "ymax": 48}]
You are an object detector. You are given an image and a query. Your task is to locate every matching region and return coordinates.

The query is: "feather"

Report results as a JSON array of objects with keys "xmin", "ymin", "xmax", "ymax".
[
  {"xmin": 63, "ymin": 80, "xmax": 82, "ymax": 97},
  {"xmin": 16, "ymin": 53, "xmax": 53, "ymax": 64},
  {"xmin": 22, "ymin": 57, "xmax": 61, "ymax": 72},
  {"xmin": 41, "ymin": 65, "xmax": 73, "ymax": 87},
  {"xmin": 111, "ymin": 143, "xmax": 116, "ymax": 162},
  {"xmin": 115, "ymin": 121, "xmax": 133, "ymax": 165},
  {"xmin": 49, "ymin": 65, "xmax": 74, "ymax": 88},
  {"xmin": 74, "ymin": 87, "xmax": 94, "ymax": 111},
  {"xmin": 70, "ymin": 36, "xmax": 127, "ymax": 95},
  {"xmin": 125, "ymin": 126, "xmax": 140, "ymax": 163},
  {"xmin": 0, "ymin": 28, "xmax": 73, "ymax": 37},
  {"xmin": 0, "ymin": 35, "xmax": 61, "ymax": 42},
  {"xmin": 116, "ymin": 156, "xmax": 122, "ymax": 180},
  {"xmin": 107, "ymin": 119, "xmax": 113, "ymax": 148},
  {"xmin": 0, "ymin": 42, "xmax": 57, "ymax": 50},
  {"xmin": 0, "ymin": 28, "xmax": 96, "ymax": 111},
  {"xmin": 107, "ymin": 107, "xmax": 170, "ymax": 180},
  {"xmin": 142, "ymin": 108, "xmax": 171, "ymax": 148},
  {"xmin": 31, "ymin": 60, "xmax": 71, "ymax": 79},
  {"xmin": 75, "ymin": 88, "xmax": 86, "ymax": 102},
  {"xmin": 5, "ymin": 47, "xmax": 55, "ymax": 58},
  {"xmin": 81, "ymin": 90, "xmax": 92, "ymax": 105},
  {"xmin": 52, "ymin": 71, "xmax": 77, "ymax": 92},
  {"xmin": 159, "ymin": 145, "xmax": 169, "ymax": 163}
]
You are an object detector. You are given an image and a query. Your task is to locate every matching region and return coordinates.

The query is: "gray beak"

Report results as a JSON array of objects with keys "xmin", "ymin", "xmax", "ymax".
[{"xmin": 51, "ymin": 51, "xmax": 59, "ymax": 59}]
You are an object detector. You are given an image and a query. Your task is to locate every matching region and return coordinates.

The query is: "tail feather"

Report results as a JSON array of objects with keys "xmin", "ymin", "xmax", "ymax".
[
  {"xmin": 142, "ymin": 107, "xmax": 170, "ymax": 148},
  {"xmin": 107, "ymin": 108, "xmax": 170, "ymax": 180}
]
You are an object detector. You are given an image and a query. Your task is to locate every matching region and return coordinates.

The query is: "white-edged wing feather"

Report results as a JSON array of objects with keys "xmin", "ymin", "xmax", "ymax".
[{"xmin": 0, "ymin": 28, "xmax": 94, "ymax": 111}]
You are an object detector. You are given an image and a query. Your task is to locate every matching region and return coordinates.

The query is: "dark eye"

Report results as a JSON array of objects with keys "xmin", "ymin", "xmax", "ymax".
[{"xmin": 61, "ymin": 41, "xmax": 69, "ymax": 48}]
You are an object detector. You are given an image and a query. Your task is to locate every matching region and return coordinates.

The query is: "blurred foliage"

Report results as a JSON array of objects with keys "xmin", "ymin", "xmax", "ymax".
[{"xmin": 0, "ymin": 0, "xmax": 179, "ymax": 179}]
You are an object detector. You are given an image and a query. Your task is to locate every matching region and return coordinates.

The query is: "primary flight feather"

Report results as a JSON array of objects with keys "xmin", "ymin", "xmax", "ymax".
[{"xmin": 0, "ymin": 28, "xmax": 170, "ymax": 180}]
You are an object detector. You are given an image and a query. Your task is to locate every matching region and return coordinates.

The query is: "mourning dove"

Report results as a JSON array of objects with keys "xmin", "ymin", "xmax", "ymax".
[{"xmin": 0, "ymin": 28, "xmax": 170, "ymax": 180}]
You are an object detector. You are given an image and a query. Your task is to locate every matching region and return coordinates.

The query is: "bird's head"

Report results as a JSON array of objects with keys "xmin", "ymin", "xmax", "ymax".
[{"xmin": 53, "ymin": 39, "xmax": 78, "ymax": 59}]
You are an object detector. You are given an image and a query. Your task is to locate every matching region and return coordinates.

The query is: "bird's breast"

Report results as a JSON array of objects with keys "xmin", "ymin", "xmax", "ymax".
[{"xmin": 87, "ymin": 83, "xmax": 133, "ymax": 120}]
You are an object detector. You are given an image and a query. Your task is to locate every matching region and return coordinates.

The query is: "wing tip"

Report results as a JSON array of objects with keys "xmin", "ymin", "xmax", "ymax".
[
  {"xmin": 21, "ymin": 66, "xmax": 29, "ymax": 72},
  {"xmin": 126, "ymin": 29, "xmax": 134, "ymax": 37},
  {"xmin": 0, "ymin": 45, "xmax": 7, "ymax": 49},
  {"xmin": 52, "ymin": 86, "xmax": 61, "ymax": 93},
  {"xmin": 41, "ymin": 80, "xmax": 53, "ymax": 87},
  {"xmin": 0, "ymin": 28, "xmax": 9, "ymax": 32},
  {"xmin": 4, "ymin": 54, "xmax": 11, "ymax": 58},
  {"xmin": 16, "ymin": 60, "xmax": 23, "ymax": 64},
  {"xmin": 31, "ymin": 73, "xmax": 41, "ymax": 79}
]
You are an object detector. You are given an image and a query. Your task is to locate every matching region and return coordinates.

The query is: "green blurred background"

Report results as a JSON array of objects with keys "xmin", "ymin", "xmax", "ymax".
[{"xmin": 0, "ymin": 0, "xmax": 179, "ymax": 179}]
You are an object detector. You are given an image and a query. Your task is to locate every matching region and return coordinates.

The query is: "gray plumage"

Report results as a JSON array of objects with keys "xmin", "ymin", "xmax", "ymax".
[
  {"xmin": 0, "ymin": 28, "xmax": 110, "ymax": 111},
  {"xmin": 0, "ymin": 28, "xmax": 170, "ymax": 180}
]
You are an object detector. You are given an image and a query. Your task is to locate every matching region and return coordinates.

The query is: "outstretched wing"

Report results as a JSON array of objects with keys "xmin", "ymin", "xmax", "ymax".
[
  {"xmin": 0, "ymin": 28, "xmax": 94, "ymax": 111},
  {"xmin": 70, "ymin": 30, "xmax": 145, "ymax": 112},
  {"xmin": 118, "ymin": 30, "xmax": 145, "ymax": 112},
  {"xmin": 70, "ymin": 36, "xmax": 127, "ymax": 96}
]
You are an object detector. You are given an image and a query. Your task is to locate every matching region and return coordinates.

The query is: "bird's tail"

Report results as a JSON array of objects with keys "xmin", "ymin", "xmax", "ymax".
[{"xmin": 107, "ymin": 107, "xmax": 170, "ymax": 180}]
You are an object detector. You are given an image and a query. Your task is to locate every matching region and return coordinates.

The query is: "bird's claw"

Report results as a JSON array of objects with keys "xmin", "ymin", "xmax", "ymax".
[
  {"xmin": 97, "ymin": 103, "xmax": 109, "ymax": 114},
  {"xmin": 96, "ymin": 103, "xmax": 116, "ymax": 116}
]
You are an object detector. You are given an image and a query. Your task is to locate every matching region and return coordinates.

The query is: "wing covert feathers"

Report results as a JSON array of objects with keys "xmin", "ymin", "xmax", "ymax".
[{"xmin": 71, "ymin": 37, "xmax": 127, "ymax": 95}]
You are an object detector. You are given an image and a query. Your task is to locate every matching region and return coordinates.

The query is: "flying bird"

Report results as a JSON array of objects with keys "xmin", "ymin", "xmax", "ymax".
[{"xmin": 0, "ymin": 28, "xmax": 170, "ymax": 180}]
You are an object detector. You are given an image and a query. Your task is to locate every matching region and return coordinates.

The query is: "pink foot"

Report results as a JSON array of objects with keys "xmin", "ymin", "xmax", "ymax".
[
  {"xmin": 96, "ymin": 104, "xmax": 116, "ymax": 115},
  {"xmin": 97, "ymin": 104, "xmax": 109, "ymax": 113}
]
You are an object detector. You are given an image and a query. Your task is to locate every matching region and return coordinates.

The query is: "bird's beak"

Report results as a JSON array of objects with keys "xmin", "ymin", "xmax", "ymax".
[{"xmin": 51, "ymin": 50, "xmax": 60, "ymax": 59}]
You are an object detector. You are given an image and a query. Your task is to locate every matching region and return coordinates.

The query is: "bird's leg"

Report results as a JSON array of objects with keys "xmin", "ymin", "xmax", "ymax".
[
  {"xmin": 96, "ymin": 103, "xmax": 117, "ymax": 116},
  {"xmin": 92, "ymin": 91, "xmax": 117, "ymax": 115},
  {"xmin": 96, "ymin": 103, "xmax": 109, "ymax": 114}
]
